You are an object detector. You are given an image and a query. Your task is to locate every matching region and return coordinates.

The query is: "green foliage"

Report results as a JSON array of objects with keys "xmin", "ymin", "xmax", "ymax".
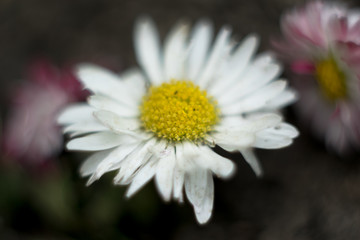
[{"xmin": 0, "ymin": 154, "xmax": 165, "ymax": 239}]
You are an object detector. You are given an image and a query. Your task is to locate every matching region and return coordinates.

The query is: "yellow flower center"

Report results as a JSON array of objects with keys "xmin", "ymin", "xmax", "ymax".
[
  {"xmin": 315, "ymin": 57, "xmax": 347, "ymax": 101},
  {"xmin": 140, "ymin": 80, "xmax": 219, "ymax": 143}
]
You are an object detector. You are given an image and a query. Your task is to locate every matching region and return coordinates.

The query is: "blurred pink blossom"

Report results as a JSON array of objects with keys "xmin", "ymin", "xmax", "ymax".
[
  {"xmin": 2, "ymin": 59, "xmax": 86, "ymax": 165},
  {"xmin": 275, "ymin": 1, "xmax": 360, "ymax": 154}
]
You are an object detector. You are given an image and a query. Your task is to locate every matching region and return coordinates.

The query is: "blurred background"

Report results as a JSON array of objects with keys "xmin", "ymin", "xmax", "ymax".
[{"xmin": 1, "ymin": 0, "xmax": 360, "ymax": 239}]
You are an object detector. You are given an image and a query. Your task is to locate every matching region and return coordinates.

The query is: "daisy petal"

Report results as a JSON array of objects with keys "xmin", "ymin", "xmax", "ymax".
[
  {"xmin": 209, "ymin": 34, "xmax": 259, "ymax": 96},
  {"xmin": 195, "ymin": 146, "xmax": 235, "ymax": 178},
  {"xmin": 226, "ymin": 34, "xmax": 259, "ymax": 78},
  {"xmin": 80, "ymin": 149, "xmax": 112, "ymax": 177},
  {"xmin": 120, "ymin": 68, "xmax": 147, "ymax": 102},
  {"xmin": 254, "ymin": 123, "xmax": 299, "ymax": 149},
  {"xmin": 194, "ymin": 171, "xmax": 214, "ymax": 224},
  {"xmin": 114, "ymin": 139, "xmax": 156, "ymax": 185},
  {"xmin": 233, "ymin": 63, "xmax": 282, "ymax": 100},
  {"xmin": 221, "ymin": 80, "xmax": 287, "ymax": 115},
  {"xmin": 173, "ymin": 165, "xmax": 185, "ymax": 202},
  {"xmin": 63, "ymin": 121, "xmax": 108, "ymax": 135},
  {"xmin": 93, "ymin": 110, "xmax": 140, "ymax": 136},
  {"xmin": 254, "ymin": 135, "xmax": 293, "ymax": 149},
  {"xmin": 92, "ymin": 143, "xmax": 140, "ymax": 184},
  {"xmin": 164, "ymin": 21, "xmax": 189, "ymax": 80},
  {"xmin": 185, "ymin": 169, "xmax": 208, "ymax": 208},
  {"xmin": 176, "ymin": 142, "xmax": 198, "ymax": 172},
  {"xmin": 57, "ymin": 104, "xmax": 94, "ymax": 125},
  {"xmin": 215, "ymin": 53, "xmax": 277, "ymax": 102},
  {"xmin": 267, "ymin": 123, "xmax": 299, "ymax": 138},
  {"xmin": 155, "ymin": 147, "xmax": 176, "ymax": 201},
  {"xmin": 88, "ymin": 95, "xmax": 138, "ymax": 117},
  {"xmin": 211, "ymin": 130, "xmax": 255, "ymax": 151},
  {"xmin": 217, "ymin": 113, "xmax": 282, "ymax": 132},
  {"xmin": 197, "ymin": 26, "xmax": 231, "ymax": 88},
  {"xmin": 264, "ymin": 89, "xmax": 298, "ymax": 109},
  {"xmin": 67, "ymin": 131, "xmax": 127, "ymax": 151},
  {"xmin": 187, "ymin": 20, "xmax": 213, "ymax": 80},
  {"xmin": 240, "ymin": 149, "xmax": 263, "ymax": 176},
  {"xmin": 76, "ymin": 64, "xmax": 136, "ymax": 106},
  {"xmin": 126, "ymin": 159, "xmax": 158, "ymax": 198},
  {"xmin": 134, "ymin": 17, "xmax": 164, "ymax": 85}
]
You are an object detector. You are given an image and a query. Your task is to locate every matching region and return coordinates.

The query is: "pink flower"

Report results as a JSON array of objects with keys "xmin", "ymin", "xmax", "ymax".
[
  {"xmin": 2, "ymin": 59, "xmax": 86, "ymax": 164},
  {"xmin": 275, "ymin": 1, "xmax": 360, "ymax": 154}
]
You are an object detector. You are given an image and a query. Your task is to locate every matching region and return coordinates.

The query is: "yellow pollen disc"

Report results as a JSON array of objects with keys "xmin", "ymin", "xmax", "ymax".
[
  {"xmin": 140, "ymin": 80, "xmax": 219, "ymax": 142},
  {"xmin": 315, "ymin": 57, "xmax": 347, "ymax": 101}
]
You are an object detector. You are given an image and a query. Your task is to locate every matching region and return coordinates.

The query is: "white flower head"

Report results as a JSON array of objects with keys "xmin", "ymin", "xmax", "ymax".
[{"xmin": 58, "ymin": 17, "xmax": 298, "ymax": 224}]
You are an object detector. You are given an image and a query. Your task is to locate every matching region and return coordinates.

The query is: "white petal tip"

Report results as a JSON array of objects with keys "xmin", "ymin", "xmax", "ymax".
[
  {"xmin": 290, "ymin": 128, "xmax": 300, "ymax": 138},
  {"xmin": 65, "ymin": 142, "xmax": 75, "ymax": 151},
  {"xmin": 219, "ymin": 163, "xmax": 236, "ymax": 179},
  {"xmin": 198, "ymin": 18, "xmax": 212, "ymax": 26},
  {"xmin": 276, "ymin": 79, "xmax": 287, "ymax": 88},
  {"xmin": 125, "ymin": 190, "xmax": 135, "ymax": 199},
  {"xmin": 85, "ymin": 175, "xmax": 98, "ymax": 186},
  {"xmin": 157, "ymin": 185, "xmax": 172, "ymax": 202},
  {"xmin": 246, "ymin": 33, "xmax": 260, "ymax": 44},
  {"xmin": 75, "ymin": 63, "xmax": 99, "ymax": 77},
  {"xmin": 221, "ymin": 25, "xmax": 232, "ymax": 34},
  {"xmin": 135, "ymin": 16, "xmax": 154, "ymax": 29},
  {"xmin": 162, "ymin": 196, "xmax": 171, "ymax": 202},
  {"xmin": 156, "ymin": 187, "xmax": 172, "ymax": 202},
  {"xmin": 156, "ymin": 184, "xmax": 172, "ymax": 202},
  {"xmin": 195, "ymin": 212, "xmax": 212, "ymax": 225},
  {"xmin": 255, "ymin": 168, "xmax": 264, "ymax": 178},
  {"xmin": 291, "ymin": 91, "xmax": 299, "ymax": 103},
  {"xmin": 294, "ymin": 130, "xmax": 300, "ymax": 138}
]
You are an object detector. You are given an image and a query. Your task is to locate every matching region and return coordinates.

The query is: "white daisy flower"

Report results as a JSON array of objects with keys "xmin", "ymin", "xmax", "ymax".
[{"xmin": 58, "ymin": 17, "xmax": 298, "ymax": 224}]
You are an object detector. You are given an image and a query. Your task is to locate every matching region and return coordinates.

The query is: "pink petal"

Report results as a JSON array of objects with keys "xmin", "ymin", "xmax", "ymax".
[
  {"xmin": 291, "ymin": 60, "xmax": 315, "ymax": 74},
  {"xmin": 27, "ymin": 58, "xmax": 60, "ymax": 86}
]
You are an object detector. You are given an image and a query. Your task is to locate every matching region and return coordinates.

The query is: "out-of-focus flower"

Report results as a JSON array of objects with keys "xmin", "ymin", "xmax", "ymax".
[
  {"xmin": 58, "ymin": 17, "xmax": 298, "ymax": 224},
  {"xmin": 275, "ymin": 1, "xmax": 360, "ymax": 154},
  {"xmin": 2, "ymin": 59, "xmax": 86, "ymax": 165}
]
